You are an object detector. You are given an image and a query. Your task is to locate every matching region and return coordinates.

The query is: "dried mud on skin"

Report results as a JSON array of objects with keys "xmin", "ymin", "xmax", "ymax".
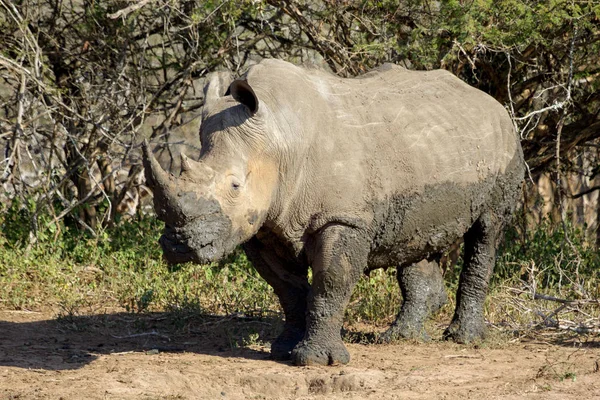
[{"xmin": 1, "ymin": 310, "xmax": 598, "ymax": 400}]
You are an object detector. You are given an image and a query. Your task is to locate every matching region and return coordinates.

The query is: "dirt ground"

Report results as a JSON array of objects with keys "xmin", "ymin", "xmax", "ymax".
[{"xmin": 1, "ymin": 309, "xmax": 599, "ymax": 400}]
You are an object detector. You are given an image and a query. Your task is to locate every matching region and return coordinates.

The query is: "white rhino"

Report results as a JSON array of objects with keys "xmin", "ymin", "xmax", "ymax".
[{"xmin": 143, "ymin": 59, "xmax": 524, "ymax": 366}]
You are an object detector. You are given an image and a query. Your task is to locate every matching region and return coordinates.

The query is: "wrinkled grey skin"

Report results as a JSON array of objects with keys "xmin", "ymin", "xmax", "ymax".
[{"xmin": 143, "ymin": 59, "xmax": 525, "ymax": 366}]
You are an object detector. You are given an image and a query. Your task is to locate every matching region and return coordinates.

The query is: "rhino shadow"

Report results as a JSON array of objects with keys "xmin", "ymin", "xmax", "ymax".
[{"xmin": 0, "ymin": 311, "xmax": 285, "ymax": 371}]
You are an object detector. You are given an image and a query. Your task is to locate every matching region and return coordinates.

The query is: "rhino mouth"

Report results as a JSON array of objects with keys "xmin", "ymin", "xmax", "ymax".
[
  {"xmin": 159, "ymin": 219, "xmax": 229, "ymax": 265},
  {"xmin": 159, "ymin": 226, "xmax": 198, "ymax": 264}
]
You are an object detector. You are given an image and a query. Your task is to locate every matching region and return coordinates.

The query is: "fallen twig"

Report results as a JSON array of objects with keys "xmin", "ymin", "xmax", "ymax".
[
  {"xmin": 444, "ymin": 354, "xmax": 484, "ymax": 359},
  {"xmin": 508, "ymin": 288, "xmax": 599, "ymax": 306},
  {"xmin": 111, "ymin": 331, "xmax": 170, "ymax": 341},
  {"xmin": 110, "ymin": 350, "xmax": 135, "ymax": 355}
]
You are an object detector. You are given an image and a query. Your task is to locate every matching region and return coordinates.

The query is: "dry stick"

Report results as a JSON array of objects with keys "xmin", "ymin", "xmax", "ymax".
[
  {"xmin": 2, "ymin": 73, "xmax": 26, "ymax": 184},
  {"xmin": 444, "ymin": 354, "xmax": 484, "ymax": 359},
  {"xmin": 510, "ymin": 287, "xmax": 599, "ymax": 306},
  {"xmin": 505, "ymin": 51, "xmax": 535, "ymax": 184},
  {"xmin": 513, "ymin": 98, "xmax": 570, "ymax": 122},
  {"xmin": 505, "ymin": 51, "xmax": 518, "ymax": 134},
  {"xmin": 558, "ymin": 324, "xmax": 600, "ymax": 334},
  {"xmin": 454, "ymin": 39, "xmax": 477, "ymax": 70},
  {"xmin": 107, "ymin": 0, "xmax": 157, "ymax": 20},
  {"xmin": 111, "ymin": 331, "xmax": 171, "ymax": 341},
  {"xmin": 556, "ymin": 22, "xmax": 586, "ymax": 296},
  {"xmin": 537, "ymin": 303, "xmax": 567, "ymax": 328},
  {"xmin": 556, "ymin": 20, "xmax": 577, "ymax": 227},
  {"xmin": 534, "ymin": 293, "xmax": 573, "ymax": 304},
  {"xmin": 556, "ymin": 115, "xmax": 567, "ymax": 222},
  {"xmin": 571, "ymin": 185, "xmax": 600, "ymax": 199},
  {"xmin": 534, "ymin": 294, "xmax": 600, "ymax": 306}
]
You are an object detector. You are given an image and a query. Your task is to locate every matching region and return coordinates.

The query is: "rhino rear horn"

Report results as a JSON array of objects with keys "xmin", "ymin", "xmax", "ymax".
[
  {"xmin": 229, "ymin": 79, "xmax": 259, "ymax": 115},
  {"xmin": 180, "ymin": 152, "xmax": 192, "ymax": 173}
]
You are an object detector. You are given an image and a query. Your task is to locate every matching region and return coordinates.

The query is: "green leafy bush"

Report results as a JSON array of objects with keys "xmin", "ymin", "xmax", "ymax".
[{"xmin": 495, "ymin": 218, "xmax": 600, "ymax": 297}]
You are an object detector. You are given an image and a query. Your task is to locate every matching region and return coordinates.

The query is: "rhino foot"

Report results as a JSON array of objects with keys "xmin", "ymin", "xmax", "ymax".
[
  {"xmin": 443, "ymin": 317, "xmax": 486, "ymax": 344},
  {"xmin": 379, "ymin": 322, "xmax": 430, "ymax": 343},
  {"xmin": 291, "ymin": 339, "xmax": 350, "ymax": 366},
  {"xmin": 382, "ymin": 260, "xmax": 447, "ymax": 344},
  {"xmin": 270, "ymin": 327, "xmax": 305, "ymax": 360}
]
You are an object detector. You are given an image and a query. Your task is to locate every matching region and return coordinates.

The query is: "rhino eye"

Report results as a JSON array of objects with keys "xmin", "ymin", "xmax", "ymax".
[{"xmin": 228, "ymin": 176, "xmax": 242, "ymax": 197}]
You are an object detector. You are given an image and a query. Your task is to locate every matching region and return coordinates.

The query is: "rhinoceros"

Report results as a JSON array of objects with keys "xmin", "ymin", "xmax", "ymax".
[{"xmin": 142, "ymin": 59, "xmax": 524, "ymax": 366}]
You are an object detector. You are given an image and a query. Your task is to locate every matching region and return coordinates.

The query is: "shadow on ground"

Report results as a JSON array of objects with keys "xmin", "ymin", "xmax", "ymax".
[{"xmin": 0, "ymin": 310, "xmax": 285, "ymax": 371}]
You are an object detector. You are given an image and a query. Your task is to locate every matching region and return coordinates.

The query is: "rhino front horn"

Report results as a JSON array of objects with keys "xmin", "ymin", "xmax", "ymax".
[{"xmin": 142, "ymin": 139, "xmax": 171, "ymax": 191}]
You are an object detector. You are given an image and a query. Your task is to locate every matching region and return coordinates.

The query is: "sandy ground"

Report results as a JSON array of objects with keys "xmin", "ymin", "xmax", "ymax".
[{"xmin": 1, "ymin": 309, "xmax": 599, "ymax": 399}]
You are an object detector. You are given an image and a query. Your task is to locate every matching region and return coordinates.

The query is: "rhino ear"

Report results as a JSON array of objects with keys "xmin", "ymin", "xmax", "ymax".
[
  {"xmin": 203, "ymin": 71, "xmax": 233, "ymax": 112},
  {"xmin": 228, "ymin": 79, "xmax": 259, "ymax": 115}
]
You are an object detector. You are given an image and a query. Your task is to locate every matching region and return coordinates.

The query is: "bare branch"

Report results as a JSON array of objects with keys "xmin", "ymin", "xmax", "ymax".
[{"xmin": 107, "ymin": 0, "xmax": 158, "ymax": 20}]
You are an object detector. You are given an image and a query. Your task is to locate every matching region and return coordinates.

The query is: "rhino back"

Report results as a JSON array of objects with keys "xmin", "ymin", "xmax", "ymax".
[{"xmin": 320, "ymin": 64, "xmax": 517, "ymax": 191}]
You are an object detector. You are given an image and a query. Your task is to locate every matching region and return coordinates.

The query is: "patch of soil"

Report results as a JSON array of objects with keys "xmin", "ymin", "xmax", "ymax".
[{"xmin": 1, "ymin": 310, "xmax": 598, "ymax": 399}]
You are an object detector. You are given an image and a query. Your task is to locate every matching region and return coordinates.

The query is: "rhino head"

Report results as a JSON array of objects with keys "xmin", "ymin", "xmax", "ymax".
[{"xmin": 143, "ymin": 72, "xmax": 279, "ymax": 264}]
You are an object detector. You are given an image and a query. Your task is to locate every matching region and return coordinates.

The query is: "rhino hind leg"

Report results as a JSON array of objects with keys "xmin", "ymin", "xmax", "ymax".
[
  {"xmin": 380, "ymin": 259, "xmax": 447, "ymax": 343},
  {"xmin": 242, "ymin": 238, "xmax": 310, "ymax": 360},
  {"xmin": 443, "ymin": 210, "xmax": 501, "ymax": 343}
]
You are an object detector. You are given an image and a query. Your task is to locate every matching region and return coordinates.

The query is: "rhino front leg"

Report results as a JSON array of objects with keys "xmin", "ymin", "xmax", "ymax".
[
  {"xmin": 242, "ymin": 238, "xmax": 310, "ymax": 360},
  {"xmin": 444, "ymin": 211, "xmax": 500, "ymax": 343},
  {"xmin": 380, "ymin": 259, "xmax": 447, "ymax": 342},
  {"xmin": 291, "ymin": 225, "xmax": 368, "ymax": 366}
]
